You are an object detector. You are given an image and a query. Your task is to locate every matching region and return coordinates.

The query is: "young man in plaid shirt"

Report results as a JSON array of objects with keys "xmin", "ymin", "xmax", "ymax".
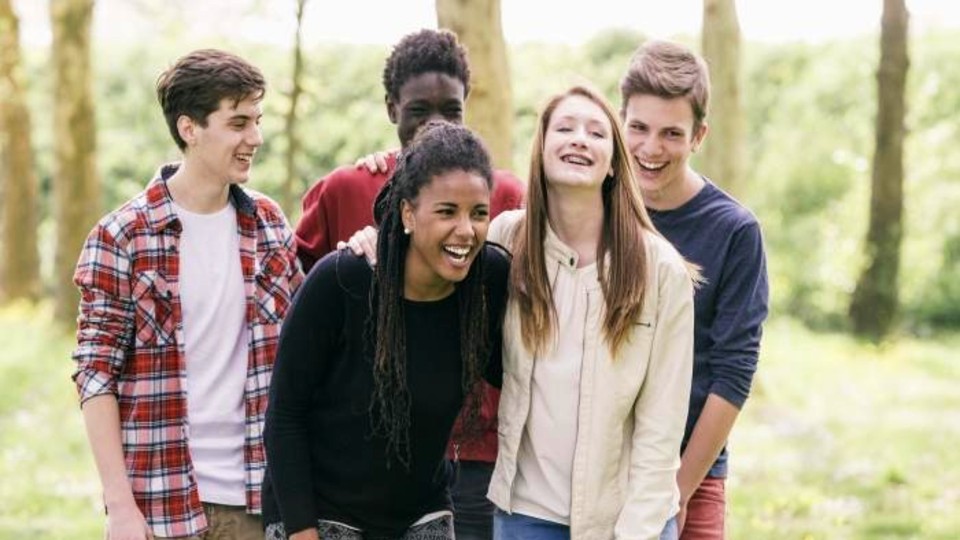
[{"xmin": 72, "ymin": 49, "xmax": 302, "ymax": 539}]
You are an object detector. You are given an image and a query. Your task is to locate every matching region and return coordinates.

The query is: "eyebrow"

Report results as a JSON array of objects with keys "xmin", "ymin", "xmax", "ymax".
[
  {"xmin": 432, "ymin": 201, "xmax": 490, "ymax": 208},
  {"xmin": 228, "ymin": 113, "xmax": 262, "ymax": 122}
]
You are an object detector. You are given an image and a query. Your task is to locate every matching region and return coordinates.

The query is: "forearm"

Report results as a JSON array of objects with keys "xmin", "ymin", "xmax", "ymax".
[
  {"xmin": 677, "ymin": 393, "xmax": 740, "ymax": 501},
  {"xmin": 81, "ymin": 394, "xmax": 136, "ymax": 510}
]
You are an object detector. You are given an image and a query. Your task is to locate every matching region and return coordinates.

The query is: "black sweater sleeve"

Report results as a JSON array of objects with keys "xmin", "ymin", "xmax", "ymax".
[
  {"xmin": 481, "ymin": 242, "xmax": 510, "ymax": 389},
  {"xmin": 264, "ymin": 251, "xmax": 359, "ymax": 534}
]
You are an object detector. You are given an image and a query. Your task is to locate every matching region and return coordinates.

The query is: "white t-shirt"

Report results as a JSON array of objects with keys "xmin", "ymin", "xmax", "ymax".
[{"xmin": 173, "ymin": 202, "xmax": 249, "ymax": 506}]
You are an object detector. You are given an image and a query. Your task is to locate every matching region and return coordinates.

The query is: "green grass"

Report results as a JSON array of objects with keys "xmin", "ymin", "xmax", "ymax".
[
  {"xmin": 0, "ymin": 302, "xmax": 103, "ymax": 539},
  {"xmin": 728, "ymin": 318, "xmax": 960, "ymax": 539},
  {"xmin": 0, "ymin": 306, "xmax": 957, "ymax": 539}
]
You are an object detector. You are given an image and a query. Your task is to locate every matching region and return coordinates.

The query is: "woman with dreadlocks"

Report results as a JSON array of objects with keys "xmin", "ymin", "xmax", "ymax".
[
  {"xmin": 262, "ymin": 122, "xmax": 509, "ymax": 540},
  {"xmin": 345, "ymin": 85, "xmax": 697, "ymax": 540}
]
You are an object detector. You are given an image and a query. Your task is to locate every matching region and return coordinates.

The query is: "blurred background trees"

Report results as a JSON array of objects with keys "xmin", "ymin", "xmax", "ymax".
[
  {"xmin": 849, "ymin": 0, "xmax": 909, "ymax": 340},
  {"xmin": 436, "ymin": 0, "xmax": 513, "ymax": 169},
  {"xmin": 0, "ymin": 0, "xmax": 41, "ymax": 302},
  {"xmin": 700, "ymin": 0, "xmax": 745, "ymax": 198},
  {"xmin": 50, "ymin": 0, "xmax": 99, "ymax": 324},
  {"xmin": 1, "ymin": 0, "xmax": 958, "ymax": 336}
]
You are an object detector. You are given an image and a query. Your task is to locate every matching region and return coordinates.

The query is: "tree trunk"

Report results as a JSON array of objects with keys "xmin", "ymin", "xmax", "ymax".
[
  {"xmin": 51, "ymin": 0, "xmax": 100, "ymax": 324},
  {"xmin": 280, "ymin": 0, "xmax": 307, "ymax": 217},
  {"xmin": 0, "ymin": 0, "xmax": 41, "ymax": 302},
  {"xmin": 849, "ymin": 0, "xmax": 909, "ymax": 341},
  {"xmin": 436, "ymin": 0, "xmax": 513, "ymax": 170},
  {"xmin": 700, "ymin": 0, "xmax": 744, "ymax": 196}
]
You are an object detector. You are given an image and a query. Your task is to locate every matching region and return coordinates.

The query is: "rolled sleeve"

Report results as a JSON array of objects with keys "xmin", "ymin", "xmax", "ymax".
[
  {"xmin": 706, "ymin": 222, "xmax": 769, "ymax": 409},
  {"xmin": 71, "ymin": 224, "xmax": 134, "ymax": 405}
]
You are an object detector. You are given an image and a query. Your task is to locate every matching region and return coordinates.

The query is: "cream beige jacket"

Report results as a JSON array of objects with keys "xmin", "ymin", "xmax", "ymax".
[{"xmin": 487, "ymin": 210, "xmax": 694, "ymax": 540}]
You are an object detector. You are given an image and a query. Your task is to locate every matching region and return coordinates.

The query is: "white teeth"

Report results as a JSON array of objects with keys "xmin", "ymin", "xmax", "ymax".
[
  {"xmin": 444, "ymin": 245, "xmax": 471, "ymax": 259},
  {"xmin": 562, "ymin": 155, "xmax": 592, "ymax": 166},
  {"xmin": 638, "ymin": 159, "xmax": 667, "ymax": 171}
]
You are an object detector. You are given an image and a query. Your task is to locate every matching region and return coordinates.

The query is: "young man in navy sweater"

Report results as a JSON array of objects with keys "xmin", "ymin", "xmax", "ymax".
[{"xmin": 619, "ymin": 40, "xmax": 769, "ymax": 540}]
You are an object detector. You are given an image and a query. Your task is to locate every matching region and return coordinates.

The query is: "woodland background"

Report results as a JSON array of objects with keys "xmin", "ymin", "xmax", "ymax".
[{"xmin": 0, "ymin": 0, "xmax": 958, "ymax": 538}]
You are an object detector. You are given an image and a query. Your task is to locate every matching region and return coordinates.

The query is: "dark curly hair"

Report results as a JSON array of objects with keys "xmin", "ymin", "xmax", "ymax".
[
  {"xmin": 156, "ymin": 49, "xmax": 265, "ymax": 151},
  {"xmin": 381, "ymin": 29, "xmax": 471, "ymax": 102},
  {"xmin": 369, "ymin": 121, "xmax": 493, "ymax": 467}
]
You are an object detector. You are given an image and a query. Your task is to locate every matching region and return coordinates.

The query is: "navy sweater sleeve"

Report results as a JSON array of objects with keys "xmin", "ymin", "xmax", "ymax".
[
  {"xmin": 264, "ymin": 251, "xmax": 354, "ymax": 534},
  {"xmin": 706, "ymin": 220, "xmax": 769, "ymax": 409}
]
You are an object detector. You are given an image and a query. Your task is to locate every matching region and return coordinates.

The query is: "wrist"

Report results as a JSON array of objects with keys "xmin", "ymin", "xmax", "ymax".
[{"xmin": 103, "ymin": 488, "xmax": 137, "ymax": 512}]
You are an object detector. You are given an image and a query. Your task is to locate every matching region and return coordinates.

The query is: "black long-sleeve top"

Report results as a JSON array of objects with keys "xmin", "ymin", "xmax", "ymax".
[{"xmin": 263, "ymin": 246, "xmax": 508, "ymax": 538}]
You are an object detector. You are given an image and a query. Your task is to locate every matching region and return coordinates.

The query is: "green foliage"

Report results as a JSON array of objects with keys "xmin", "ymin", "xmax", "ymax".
[{"xmin": 11, "ymin": 28, "xmax": 960, "ymax": 330}]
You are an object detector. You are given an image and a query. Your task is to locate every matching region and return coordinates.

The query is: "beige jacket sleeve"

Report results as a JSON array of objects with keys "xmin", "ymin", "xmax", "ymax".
[{"xmin": 614, "ymin": 244, "xmax": 695, "ymax": 540}]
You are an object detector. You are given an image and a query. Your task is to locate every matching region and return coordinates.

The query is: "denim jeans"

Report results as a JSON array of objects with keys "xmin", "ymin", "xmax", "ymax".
[
  {"xmin": 660, "ymin": 515, "xmax": 679, "ymax": 540},
  {"xmin": 450, "ymin": 460, "xmax": 495, "ymax": 540},
  {"xmin": 493, "ymin": 510, "xmax": 569, "ymax": 540}
]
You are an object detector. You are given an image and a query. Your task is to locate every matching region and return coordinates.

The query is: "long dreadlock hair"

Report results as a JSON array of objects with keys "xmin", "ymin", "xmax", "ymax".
[{"xmin": 369, "ymin": 121, "xmax": 494, "ymax": 468}]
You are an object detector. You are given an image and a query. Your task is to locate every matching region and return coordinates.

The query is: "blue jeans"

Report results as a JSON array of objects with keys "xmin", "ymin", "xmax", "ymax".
[
  {"xmin": 451, "ymin": 460, "xmax": 495, "ymax": 540},
  {"xmin": 660, "ymin": 515, "xmax": 679, "ymax": 540},
  {"xmin": 493, "ymin": 510, "xmax": 569, "ymax": 540}
]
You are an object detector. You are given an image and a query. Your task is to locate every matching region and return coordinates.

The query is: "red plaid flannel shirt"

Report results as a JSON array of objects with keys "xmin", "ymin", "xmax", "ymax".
[{"xmin": 72, "ymin": 166, "xmax": 303, "ymax": 537}]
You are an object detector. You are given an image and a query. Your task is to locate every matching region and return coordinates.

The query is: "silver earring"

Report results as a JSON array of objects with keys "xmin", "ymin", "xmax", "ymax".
[{"xmin": 403, "ymin": 227, "xmax": 411, "ymax": 235}]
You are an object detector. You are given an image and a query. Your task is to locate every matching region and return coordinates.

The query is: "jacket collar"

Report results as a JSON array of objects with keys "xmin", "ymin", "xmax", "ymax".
[{"xmin": 144, "ymin": 162, "xmax": 256, "ymax": 233}]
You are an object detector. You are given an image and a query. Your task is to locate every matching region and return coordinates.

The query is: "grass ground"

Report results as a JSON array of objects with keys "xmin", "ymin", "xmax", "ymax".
[{"xmin": 0, "ymin": 305, "xmax": 956, "ymax": 539}]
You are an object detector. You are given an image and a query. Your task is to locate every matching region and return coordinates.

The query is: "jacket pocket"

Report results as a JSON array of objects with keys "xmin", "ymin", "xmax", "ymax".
[
  {"xmin": 255, "ymin": 252, "xmax": 293, "ymax": 324},
  {"xmin": 131, "ymin": 270, "xmax": 175, "ymax": 346}
]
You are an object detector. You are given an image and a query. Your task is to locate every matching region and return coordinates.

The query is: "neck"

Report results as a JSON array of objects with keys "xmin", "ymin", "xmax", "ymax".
[
  {"xmin": 643, "ymin": 167, "xmax": 704, "ymax": 211},
  {"xmin": 546, "ymin": 185, "xmax": 604, "ymax": 267},
  {"xmin": 402, "ymin": 249, "xmax": 456, "ymax": 301},
  {"xmin": 166, "ymin": 160, "xmax": 231, "ymax": 214},
  {"xmin": 403, "ymin": 278, "xmax": 455, "ymax": 302}
]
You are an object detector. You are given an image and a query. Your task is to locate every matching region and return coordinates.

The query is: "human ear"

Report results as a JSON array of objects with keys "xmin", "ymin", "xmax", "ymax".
[
  {"xmin": 400, "ymin": 199, "xmax": 415, "ymax": 233},
  {"xmin": 177, "ymin": 115, "xmax": 197, "ymax": 147},
  {"xmin": 691, "ymin": 122, "xmax": 709, "ymax": 153},
  {"xmin": 386, "ymin": 94, "xmax": 398, "ymax": 125}
]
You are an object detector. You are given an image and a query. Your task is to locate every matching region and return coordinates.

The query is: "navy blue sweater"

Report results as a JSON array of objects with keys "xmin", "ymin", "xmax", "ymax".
[{"xmin": 648, "ymin": 180, "xmax": 769, "ymax": 477}]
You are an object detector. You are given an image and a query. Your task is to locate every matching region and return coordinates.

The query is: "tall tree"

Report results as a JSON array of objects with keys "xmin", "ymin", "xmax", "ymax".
[
  {"xmin": 436, "ymin": 0, "xmax": 512, "ymax": 169},
  {"xmin": 849, "ymin": 0, "xmax": 910, "ymax": 340},
  {"xmin": 280, "ymin": 0, "xmax": 308, "ymax": 217},
  {"xmin": 0, "ymin": 0, "xmax": 41, "ymax": 302},
  {"xmin": 51, "ymin": 0, "xmax": 100, "ymax": 324},
  {"xmin": 700, "ymin": 0, "xmax": 745, "ymax": 196}
]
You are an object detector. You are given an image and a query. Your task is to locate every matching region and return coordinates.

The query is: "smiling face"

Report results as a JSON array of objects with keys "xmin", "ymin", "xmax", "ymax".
[
  {"xmin": 401, "ymin": 169, "xmax": 491, "ymax": 300},
  {"xmin": 180, "ymin": 95, "xmax": 263, "ymax": 186},
  {"xmin": 623, "ymin": 93, "xmax": 707, "ymax": 208},
  {"xmin": 388, "ymin": 72, "xmax": 466, "ymax": 148},
  {"xmin": 542, "ymin": 94, "xmax": 615, "ymax": 192}
]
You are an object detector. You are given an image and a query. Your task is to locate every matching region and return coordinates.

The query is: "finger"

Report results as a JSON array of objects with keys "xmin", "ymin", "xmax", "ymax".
[
  {"xmin": 346, "ymin": 238, "xmax": 363, "ymax": 256},
  {"xmin": 374, "ymin": 153, "xmax": 388, "ymax": 173}
]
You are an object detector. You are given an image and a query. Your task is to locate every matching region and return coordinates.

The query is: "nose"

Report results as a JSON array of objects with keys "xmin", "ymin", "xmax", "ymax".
[
  {"xmin": 642, "ymin": 134, "xmax": 662, "ymax": 156},
  {"xmin": 247, "ymin": 124, "xmax": 264, "ymax": 147},
  {"xmin": 570, "ymin": 126, "xmax": 589, "ymax": 147},
  {"xmin": 453, "ymin": 213, "xmax": 474, "ymax": 237}
]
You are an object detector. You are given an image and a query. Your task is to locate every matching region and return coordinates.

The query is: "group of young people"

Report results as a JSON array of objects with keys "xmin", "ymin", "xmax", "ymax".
[{"xmin": 71, "ymin": 27, "xmax": 768, "ymax": 540}]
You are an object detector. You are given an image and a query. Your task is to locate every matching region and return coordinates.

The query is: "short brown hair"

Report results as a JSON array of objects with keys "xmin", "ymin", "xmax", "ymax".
[
  {"xmin": 619, "ymin": 40, "xmax": 710, "ymax": 131},
  {"xmin": 156, "ymin": 49, "xmax": 266, "ymax": 150}
]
